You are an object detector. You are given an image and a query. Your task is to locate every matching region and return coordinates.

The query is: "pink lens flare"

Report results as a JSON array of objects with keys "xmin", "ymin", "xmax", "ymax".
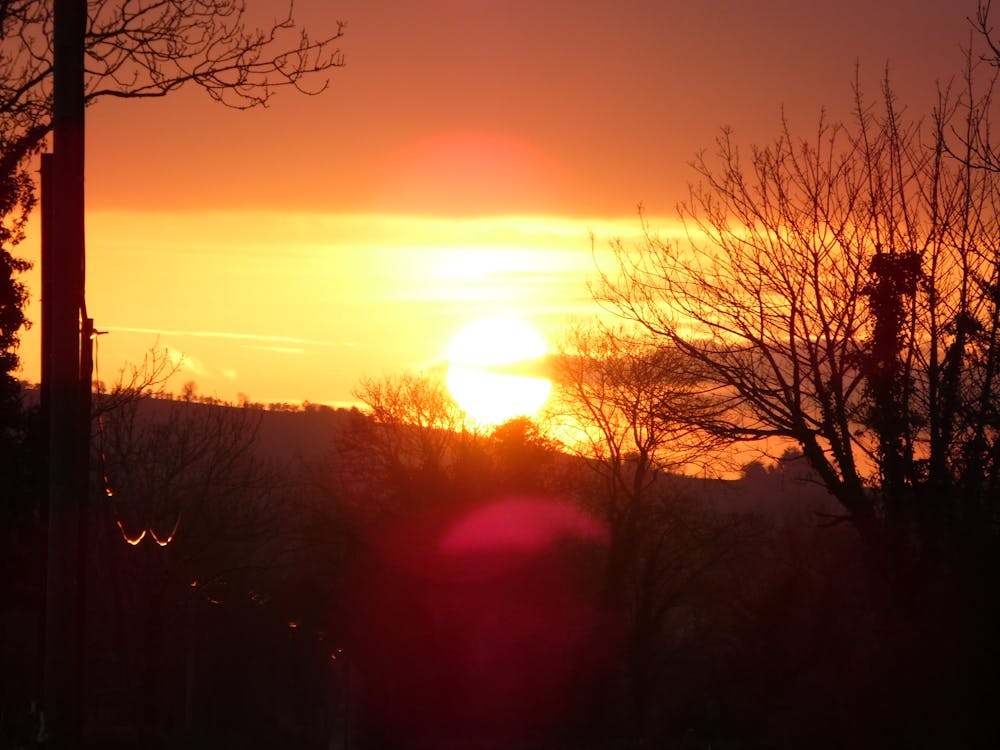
[{"xmin": 350, "ymin": 495, "xmax": 618, "ymax": 746}]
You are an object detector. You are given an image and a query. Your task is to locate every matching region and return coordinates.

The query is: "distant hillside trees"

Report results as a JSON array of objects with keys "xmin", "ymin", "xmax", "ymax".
[
  {"xmin": 330, "ymin": 371, "xmax": 565, "ymax": 526},
  {"xmin": 328, "ymin": 372, "xmax": 469, "ymax": 525}
]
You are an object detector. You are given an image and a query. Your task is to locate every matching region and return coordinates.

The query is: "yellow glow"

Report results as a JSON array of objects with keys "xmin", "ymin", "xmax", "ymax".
[
  {"xmin": 15, "ymin": 210, "xmax": 670, "ymax": 405},
  {"xmin": 446, "ymin": 317, "xmax": 552, "ymax": 426}
]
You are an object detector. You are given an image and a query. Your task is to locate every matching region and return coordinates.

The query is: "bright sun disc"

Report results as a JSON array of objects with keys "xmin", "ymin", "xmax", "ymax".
[{"xmin": 446, "ymin": 317, "xmax": 551, "ymax": 426}]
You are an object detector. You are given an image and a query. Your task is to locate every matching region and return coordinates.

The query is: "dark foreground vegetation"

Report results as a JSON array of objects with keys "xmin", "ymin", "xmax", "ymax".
[{"xmin": 0, "ymin": 374, "xmax": 996, "ymax": 749}]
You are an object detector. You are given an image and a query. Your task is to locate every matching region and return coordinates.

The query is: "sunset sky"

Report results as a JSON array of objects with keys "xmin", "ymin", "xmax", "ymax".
[{"xmin": 16, "ymin": 0, "xmax": 973, "ymax": 406}]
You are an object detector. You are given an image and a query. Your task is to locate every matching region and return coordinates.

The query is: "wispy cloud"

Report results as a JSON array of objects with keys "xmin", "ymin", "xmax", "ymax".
[
  {"xmin": 243, "ymin": 345, "xmax": 307, "ymax": 355},
  {"xmin": 104, "ymin": 325, "xmax": 354, "ymax": 349}
]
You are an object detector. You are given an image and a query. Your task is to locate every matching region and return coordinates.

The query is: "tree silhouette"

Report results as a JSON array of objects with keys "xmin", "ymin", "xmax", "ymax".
[
  {"xmin": 90, "ymin": 382, "xmax": 297, "ymax": 743},
  {"xmin": 0, "ymin": 124, "xmax": 40, "ymax": 386},
  {"xmin": 599, "ymin": 78, "xmax": 1000, "ymax": 743},
  {"xmin": 486, "ymin": 415, "xmax": 559, "ymax": 494},
  {"xmin": 601, "ymin": 81, "xmax": 1000, "ymax": 553},
  {"xmin": 549, "ymin": 324, "xmax": 741, "ymax": 738},
  {"xmin": 340, "ymin": 372, "xmax": 569, "ymax": 512},
  {"xmin": 0, "ymin": 9, "xmax": 346, "ymax": 740},
  {"xmin": 959, "ymin": 1, "xmax": 1000, "ymax": 171},
  {"xmin": 0, "ymin": 122, "xmax": 43, "ymax": 524},
  {"xmin": 331, "ymin": 372, "xmax": 473, "ymax": 521},
  {"xmin": 0, "ymin": 0, "xmax": 345, "ymax": 141},
  {"xmin": 0, "ymin": 0, "xmax": 346, "ymax": 380},
  {"xmin": 0, "ymin": 1, "xmax": 347, "ymax": 439}
]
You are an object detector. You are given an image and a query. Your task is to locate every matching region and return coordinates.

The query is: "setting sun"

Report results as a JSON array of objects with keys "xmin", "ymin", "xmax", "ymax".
[{"xmin": 445, "ymin": 316, "xmax": 552, "ymax": 426}]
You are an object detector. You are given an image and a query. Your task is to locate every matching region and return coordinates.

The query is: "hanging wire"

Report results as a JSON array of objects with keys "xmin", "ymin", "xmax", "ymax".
[
  {"xmin": 93, "ymin": 330, "xmax": 180, "ymax": 546},
  {"xmin": 149, "ymin": 514, "xmax": 181, "ymax": 547}
]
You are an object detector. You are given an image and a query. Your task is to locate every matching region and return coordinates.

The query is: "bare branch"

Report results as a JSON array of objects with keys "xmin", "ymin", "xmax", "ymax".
[
  {"xmin": 0, "ymin": 0, "xmax": 346, "ymax": 142},
  {"xmin": 598, "ymin": 79, "xmax": 1000, "ymax": 538}
]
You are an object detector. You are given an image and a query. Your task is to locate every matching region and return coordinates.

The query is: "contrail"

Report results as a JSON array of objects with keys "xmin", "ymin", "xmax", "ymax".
[{"xmin": 103, "ymin": 326, "xmax": 354, "ymax": 348}]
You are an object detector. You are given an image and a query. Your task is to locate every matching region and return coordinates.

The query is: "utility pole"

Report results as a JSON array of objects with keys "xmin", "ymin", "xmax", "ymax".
[{"xmin": 42, "ymin": 1, "xmax": 88, "ymax": 747}]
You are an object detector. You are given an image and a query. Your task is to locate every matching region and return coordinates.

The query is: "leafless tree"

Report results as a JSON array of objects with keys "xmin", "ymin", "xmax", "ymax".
[
  {"xmin": 327, "ymin": 370, "xmax": 568, "ymax": 534},
  {"xmin": 548, "ymin": 323, "xmax": 746, "ymax": 736},
  {"xmin": 960, "ymin": 1, "xmax": 1000, "ymax": 172},
  {"xmin": 0, "ymin": 0, "xmax": 345, "ymax": 141},
  {"xmin": 550, "ymin": 323, "xmax": 727, "ymax": 603},
  {"xmin": 89, "ymin": 371, "xmax": 295, "ymax": 739},
  {"xmin": 324, "ymin": 371, "xmax": 481, "ymax": 530},
  {"xmin": 600, "ymin": 78, "xmax": 1000, "ymax": 561},
  {"xmin": 0, "ymin": 0, "xmax": 346, "ymax": 430},
  {"xmin": 551, "ymin": 323, "xmax": 724, "ymax": 505}
]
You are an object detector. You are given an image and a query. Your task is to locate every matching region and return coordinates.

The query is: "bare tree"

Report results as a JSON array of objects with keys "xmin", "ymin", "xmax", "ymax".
[
  {"xmin": 352, "ymin": 373, "xmax": 466, "ymax": 482},
  {"xmin": 550, "ymin": 324, "xmax": 724, "ymax": 604},
  {"xmin": 600, "ymin": 79, "xmax": 1000, "ymax": 558},
  {"xmin": 960, "ymin": 1, "xmax": 1000, "ymax": 172},
  {"xmin": 548, "ymin": 323, "xmax": 742, "ymax": 737},
  {"xmin": 0, "ymin": 0, "xmax": 345, "ymax": 140},
  {"xmin": 0, "ymin": 0, "xmax": 347, "ymax": 360},
  {"xmin": 0, "ymin": 5, "xmax": 346, "ymax": 743},
  {"xmin": 551, "ymin": 324, "xmax": 722, "ymax": 505},
  {"xmin": 90, "ymin": 374, "xmax": 295, "ymax": 741}
]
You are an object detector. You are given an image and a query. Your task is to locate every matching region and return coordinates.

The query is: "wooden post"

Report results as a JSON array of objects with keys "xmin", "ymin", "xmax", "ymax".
[
  {"xmin": 40, "ymin": 154, "xmax": 53, "ymax": 416},
  {"xmin": 43, "ymin": 1, "xmax": 88, "ymax": 746}
]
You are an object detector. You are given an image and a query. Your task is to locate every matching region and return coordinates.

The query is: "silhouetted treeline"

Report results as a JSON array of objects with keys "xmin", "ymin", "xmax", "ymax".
[{"xmin": 2, "ymin": 381, "xmax": 996, "ymax": 749}]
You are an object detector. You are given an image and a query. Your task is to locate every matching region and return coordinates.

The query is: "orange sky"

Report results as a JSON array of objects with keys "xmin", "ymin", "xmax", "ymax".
[{"xmin": 14, "ymin": 0, "xmax": 974, "ymax": 405}]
